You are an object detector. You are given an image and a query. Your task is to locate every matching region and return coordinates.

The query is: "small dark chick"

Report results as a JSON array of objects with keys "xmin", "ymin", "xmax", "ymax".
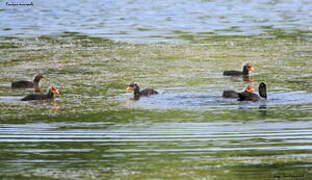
[
  {"xmin": 222, "ymin": 86, "xmax": 255, "ymax": 98},
  {"xmin": 238, "ymin": 82, "xmax": 267, "ymax": 102},
  {"xmin": 21, "ymin": 87, "xmax": 60, "ymax": 101},
  {"xmin": 127, "ymin": 82, "xmax": 158, "ymax": 99},
  {"xmin": 223, "ymin": 63, "xmax": 254, "ymax": 76},
  {"xmin": 12, "ymin": 74, "xmax": 45, "ymax": 89}
]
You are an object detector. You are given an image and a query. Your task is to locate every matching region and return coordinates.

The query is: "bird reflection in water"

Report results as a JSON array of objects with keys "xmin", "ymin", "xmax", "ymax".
[
  {"xmin": 51, "ymin": 103, "xmax": 60, "ymax": 112},
  {"xmin": 243, "ymin": 75, "xmax": 254, "ymax": 83}
]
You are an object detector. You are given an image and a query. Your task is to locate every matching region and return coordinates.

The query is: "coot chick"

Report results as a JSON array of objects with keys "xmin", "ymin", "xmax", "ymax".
[
  {"xmin": 21, "ymin": 87, "xmax": 60, "ymax": 101},
  {"xmin": 222, "ymin": 86, "xmax": 254, "ymax": 98},
  {"xmin": 238, "ymin": 82, "xmax": 267, "ymax": 102},
  {"xmin": 127, "ymin": 82, "xmax": 158, "ymax": 99},
  {"xmin": 223, "ymin": 63, "xmax": 254, "ymax": 76},
  {"xmin": 12, "ymin": 74, "xmax": 45, "ymax": 89}
]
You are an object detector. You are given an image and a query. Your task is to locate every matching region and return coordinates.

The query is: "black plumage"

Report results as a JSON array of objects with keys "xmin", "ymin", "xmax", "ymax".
[
  {"xmin": 223, "ymin": 86, "xmax": 254, "ymax": 98},
  {"xmin": 222, "ymin": 90, "xmax": 240, "ymax": 98},
  {"xmin": 238, "ymin": 82, "xmax": 267, "ymax": 102},
  {"xmin": 223, "ymin": 63, "xmax": 254, "ymax": 76},
  {"xmin": 21, "ymin": 87, "xmax": 59, "ymax": 101},
  {"xmin": 127, "ymin": 82, "xmax": 158, "ymax": 99},
  {"xmin": 12, "ymin": 74, "xmax": 45, "ymax": 89}
]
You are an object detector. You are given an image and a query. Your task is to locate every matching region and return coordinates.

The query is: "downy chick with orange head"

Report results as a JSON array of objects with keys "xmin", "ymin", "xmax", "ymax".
[
  {"xmin": 127, "ymin": 82, "xmax": 158, "ymax": 99},
  {"xmin": 21, "ymin": 87, "xmax": 60, "ymax": 101},
  {"xmin": 223, "ymin": 63, "xmax": 254, "ymax": 76},
  {"xmin": 222, "ymin": 85, "xmax": 255, "ymax": 98}
]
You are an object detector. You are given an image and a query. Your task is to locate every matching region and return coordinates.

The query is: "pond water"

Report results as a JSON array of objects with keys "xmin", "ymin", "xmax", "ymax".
[
  {"xmin": 1, "ymin": 0, "xmax": 312, "ymax": 42},
  {"xmin": 1, "ymin": 0, "xmax": 312, "ymax": 179},
  {"xmin": 124, "ymin": 89, "xmax": 312, "ymax": 110}
]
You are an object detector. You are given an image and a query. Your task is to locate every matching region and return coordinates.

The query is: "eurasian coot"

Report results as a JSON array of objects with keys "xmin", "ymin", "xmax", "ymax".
[
  {"xmin": 127, "ymin": 82, "xmax": 158, "ymax": 99},
  {"xmin": 223, "ymin": 63, "xmax": 254, "ymax": 76},
  {"xmin": 21, "ymin": 87, "xmax": 59, "ymax": 101},
  {"xmin": 12, "ymin": 74, "xmax": 45, "ymax": 89},
  {"xmin": 238, "ymin": 82, "xmax": 267, "ymax": 101},
  {"xmin": 222, "ymin": 86, "xmax": 254, "ymax": 98}
]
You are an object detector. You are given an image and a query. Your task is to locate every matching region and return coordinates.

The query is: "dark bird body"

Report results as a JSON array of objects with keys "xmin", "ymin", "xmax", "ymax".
[
  {"xmin": 12, "ymin": 81, "xmax": 34, "ymax": 88},
  {"xmin": 223, "ymin": 63, "xmax": 254, "ymax": 76},
  {"xmin": 21, "ymin": 87, "xmax": 59, "ymax": 101},
  {"xmin": 138, "ymin": 88, "xmax": 159, "ymax": 96},
  {"xmin": 238, "ymin": 92, "xmax": 261, "ymax": 101},
  {"xmin": 222, "ymin": 90, "xmax": 240, "ymax": 98},
  {"xmin": 238, "ymin": 82, "xmax": 267, "ymax": 102},
  {"xmin": 11, "ymin": 74, "xmax": 45, "ymax": 89},
  {"xmin": 223, "ymin": 86, "xmax": 254, "ymax": 98},
  {"xmin": 127, "ymin": 82, "xmax": 158, "ymax": 99}
]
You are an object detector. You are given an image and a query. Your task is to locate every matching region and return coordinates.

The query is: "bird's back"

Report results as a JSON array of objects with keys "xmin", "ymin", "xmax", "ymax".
[
  {"xmin": 12, "ymin": 80, "xmax": 33, "ymax": 88},
  {"xmin": 140, "ymin": 88, "xmax": 158, "ymax": 96},
  {"xmin": 238, "ymin": 92, "xmax": 260, "ymax": 102},
  {"xmin": 21, "ymin": 94, "xmax": 48, "ymax": 101},
  {"xmin": 223, "ymin": 70, "xmax": 243, "ymax": 76},
  {"xmin": 222, "ymin": 90, "xmax": 239, "ymax": 98}
]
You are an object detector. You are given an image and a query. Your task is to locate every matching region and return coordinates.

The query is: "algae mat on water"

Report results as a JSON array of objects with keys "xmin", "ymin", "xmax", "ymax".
[{"xmin": 0, "ymin": 35, "xmax": 312, "ymax": 179}]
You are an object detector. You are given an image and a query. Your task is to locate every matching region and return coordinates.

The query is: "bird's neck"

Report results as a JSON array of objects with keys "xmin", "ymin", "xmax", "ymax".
[
  {"xmin": 134, "ymin": 86, "xmax": 140, "ymax": 97},
  {"xmin": 46, "ymin": 90, "xmax": 54, "ymax": 98},
  {"xmin": 242, "ymin": 68, "xmax": 249, "ymax": 75},
  {"xmin": 33, "ymin": 78, "xmax": 40, "ymax": 85}
]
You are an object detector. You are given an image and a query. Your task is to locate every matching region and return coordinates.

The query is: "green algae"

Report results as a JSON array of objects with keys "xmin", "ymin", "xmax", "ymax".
[{"xmin": 0, "ymin": 34, "xmax": 312, "ymax": 179}]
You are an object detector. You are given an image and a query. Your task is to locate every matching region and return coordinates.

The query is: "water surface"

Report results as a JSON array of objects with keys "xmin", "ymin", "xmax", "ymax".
[
  {"xmin": 1, "ymin": 0, "xmax": 312, "ymax": 42},
  {"xmin": 1, "ymin": 0, "xmax": 312, "ymax": 179}
]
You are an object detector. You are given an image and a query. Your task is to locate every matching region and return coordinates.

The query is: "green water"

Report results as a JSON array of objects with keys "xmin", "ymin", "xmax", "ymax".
[{"xmin": 0, "ymin": 32, "xmax": 312, "ymax": 179}]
